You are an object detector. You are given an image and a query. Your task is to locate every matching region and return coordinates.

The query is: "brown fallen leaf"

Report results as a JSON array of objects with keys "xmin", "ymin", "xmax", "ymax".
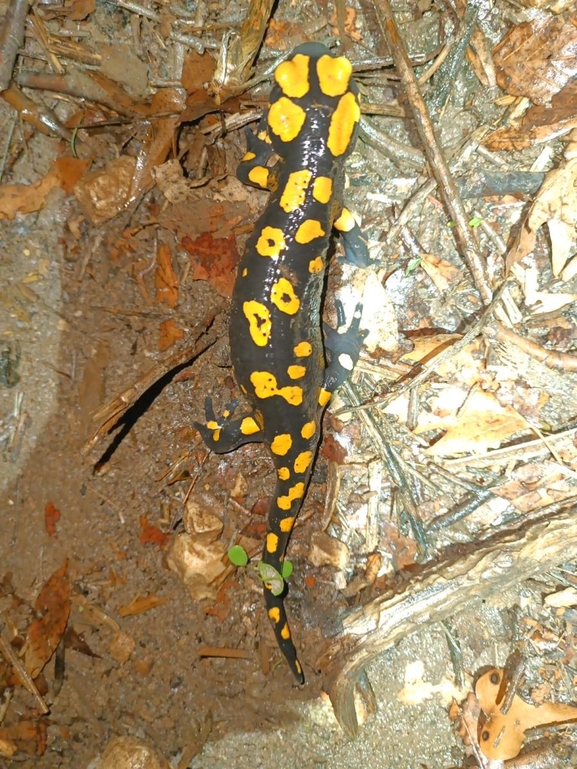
[
  {"xmin": 181, "ymin": 232, "xmax": 240, "ymax": 297},
  {"xmin": 419, "ymin": 253, "xmax": 463, "ymax": 294},
  {"xmin": 117, "ymin": 594, "xmax": 171, "ymax": 618},
  {"xmin": 476, "ymin": 667, "xmax": 577, "ymax": 760},
  {"xmin": 0, "ymin": 157, "xmax": 88, "ymax": 220},
  {"xmin": 424, "ymin": 387, "xmax": 528, "ymax": 456},
  {"xmin": 506, "ymin": 136, "xmax": 577, "ymax": 278},
  {"xmin": 158, "ymin": 318, "xmax": 184, "ymax": 351},
  {"xmin": 44, "ymin": 501, "xmax": 60, "ymax": 538},
  {"xmin": 492, "ymin": 13, "xmax": 577, "ymax": 105},
  {"xmin": 484, "ymin": 80, "xmax": 577, "ymax": 151},
  {"xmin": 0, "ymin": 719, "xmax": 47, "ymax": 757},
  {"xmin": 139, "ymin": 515, "xmax": 170, "ymax": 547},
  {"xmin": 155, "ymin": 243, "xmax": 179, "ymax": 308},
  {"xmin": 24, "ymin": 561, "xmax": 70, "ymax": 679}
]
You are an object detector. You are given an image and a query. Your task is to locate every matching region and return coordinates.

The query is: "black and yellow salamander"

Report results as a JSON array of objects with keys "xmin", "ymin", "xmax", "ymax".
[{"xmin": 196, "ymin": 42, "xmax": 369, "ymax": 684}]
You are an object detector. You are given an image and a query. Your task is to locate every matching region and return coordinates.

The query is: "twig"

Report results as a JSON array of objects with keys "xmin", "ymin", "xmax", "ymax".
[
  {"xmin": 427, "ymin": 2, "xmax": 479, "ymax": 117},
  {"xmin": 321, "ymin": 495, "xmax": 577, "ymax": 736},
  {"xmin": 484, "ymin": 321, "xmax": 577, "ymax": 373},
  {"xmin": 1, "ymin": 84, "xmax": 72, "ymax": 139},
  {"xmin": 0, "ymin": 0, "xmax": 30, "ymax": 90},
  {"xmin": 0, "ymin": 630, "xmax": 50, "ymax": 714},
  {"xmin": 373, "ymin": 0, "xmax": 492, "ymax": 305},
  {"xmin": 82, "ymin": 311, "xmax": 219, "ymax": 456}
]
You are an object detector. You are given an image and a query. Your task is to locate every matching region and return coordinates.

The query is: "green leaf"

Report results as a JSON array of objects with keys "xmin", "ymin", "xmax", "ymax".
[
  {"xmin": 280, "ymin": 560, "xmax": 293, "ymax": 579},
  {"xmin": 405, "ymin": 257, "xmax": 422, "ymax": 275},
  {"xmin": 468, "ymin": 216, "xmax": 483, "ymax": 228},
  {"xmin": 258, "ymin": 562, "xmax": 285, "ymax": 596},
  {"xmin": 228, "ymin": 545, "xmax": 248, "ymax": 566}
]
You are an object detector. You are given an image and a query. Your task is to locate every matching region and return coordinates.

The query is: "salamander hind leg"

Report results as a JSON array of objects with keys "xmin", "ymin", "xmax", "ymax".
[
  {"xmin": 322, "ymin": 301, "xmax": 368, "ymax": 394},
  {"xmin": 194, "ymin": 396, "xmax": 263, "ymax": 453}
]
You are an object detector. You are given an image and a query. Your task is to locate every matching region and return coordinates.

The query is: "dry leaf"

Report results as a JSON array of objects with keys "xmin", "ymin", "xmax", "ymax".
[
  {"xmin": 24, "ymin": 561, "xmax": 70, "ymax": 678},
  {"xmin": 419, "ymin": 253, "xmax": 463, "ymax": 294},
  {"xmin": 544, "ymin": 586, "xmax": 577, "ymax": 608},
  {"xmin": 155, "ymin": 244, "xmax": 179, "ymax": 308},
  {"xmin": 117, "ymin": 594, "xmax": 171, "ymax": 617},
  {"xmin": 158, "ymin": 318, "xmax": 184, "ymax": 351},
  {"xmin": 476, "ymin": 668, "xmax": 577, "ymax": 760},
  {"xmin": 68, "ymin": 0, "xmax": 95, "ymax": 20},
  {"xmin": 181, "ymin": 232, "xmax": 239, "ymax": 297},
  {"xmin": 401, "ymin": 334, "xmax": 483, "ymax": 387},
  {"xmin": 425, "ymin": 388, "xmax": 528, "ymax": 456},
  {"xmin": 493, "ymin": 14, "xmax": 577, "ymax": 105},
  {"xmin": 139, "ymin": 514, "xmax": 170, "ymax": 547},
  {"xmin": 44, "ymin": 502, "xmax": 60, "ymax": 538},
  {"xmin": 0, "ymin": 720, "xmax": 47, "ymax": 757},
  {"xmin": 0, "ymin": 157, "xmax": 88, "ymax": 220},
  {"xmin": 507, "ymin": 144, "xmax": 577, "ymax": 278}
]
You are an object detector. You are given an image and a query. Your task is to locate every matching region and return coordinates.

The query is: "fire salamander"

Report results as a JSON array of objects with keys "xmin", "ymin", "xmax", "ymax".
[{"xmin": 196, "ymin": 43, "xmax": 369, "ymax": 683}]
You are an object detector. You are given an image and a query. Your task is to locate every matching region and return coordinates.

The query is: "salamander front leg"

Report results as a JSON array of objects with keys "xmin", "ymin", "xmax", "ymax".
[
  {"xmin": 334, "ymin": 207, "xmax": 371, "ymax": 267},
  {"xmin": 194, "ymin": 397, "xmax": 263, "ymax": 453},
  {"xmin": 322, "ymin": 301, "xmax": 367, "ymax": 394},
  {"xmin": 236, "ymin": 117, "xmax": 276, "ymax": 191}
]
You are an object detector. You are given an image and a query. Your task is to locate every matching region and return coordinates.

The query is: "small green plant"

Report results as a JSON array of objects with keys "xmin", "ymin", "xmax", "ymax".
[
  {"xmin": 405, "ymin": 257, "xmax": 422, "ymax": 275},
  {"xmin": 228, "ymin": 545, "xmax": 249, "ymax": 566},
  {"xmin": 258, "ymin": 562, "xmax": 284, "ymax": 596}
]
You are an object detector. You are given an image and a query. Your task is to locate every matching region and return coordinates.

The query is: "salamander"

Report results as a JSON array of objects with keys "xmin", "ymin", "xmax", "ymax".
[{"xmin": 196, "ymin": 42, "xmax": 369, "ymax": 684}]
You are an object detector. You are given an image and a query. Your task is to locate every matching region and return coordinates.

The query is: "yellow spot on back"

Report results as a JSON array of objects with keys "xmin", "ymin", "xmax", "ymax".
[
  {"xmin": 312, "ymin": 176, "xmax": 333, "ymax": 204},
  {"xmin": 242, "ymin": 268, "xmax": 248, "ymax": 277},
  {"xmin": 294, "ymin": 451, "xmax": 313, "ymax": 474},
  {"xmin": 257, "ymin": 129, "xmax": 272, "ymax": 143},
  {"xmin": 301, "ymin": 420, "xmax": 315, "ymax": 439},
  {"xmin": 294, "ymin": 341, "xmax": 312, "ymax": 357},
  {"xmin": 266, "ymin": 532, "xmax": 279, "ymax": 553},
  {"xmin": 280, "ymin": 623, "xmax": 291, "ymax": 640},
  {"xmin": 248, "ymin": 166, "xmax": 270, "ymax": 189},
  {"xmin": 251, "ymin": 371, "xmax": 303, "ymax": 405},
  {"xmin": 274, "ymin": 53, "xmax": 310, "ymax": 98},
  {"xmin": 278, "ymin": 467, "xmax": 290, "ymax": 481},
  {"xmin": 295, "ymin": 219, "xmax": 325, "ymax": 244},
  {"xmin": 279, "ymin": 169, "xmax": 313, "ymax": 213},
  {"xmin": 328, "ymin": 92, "xmax": 360, "ymax": 157},
  {"xmin": 280, "ymin": 516, "xmax": 295, "ymax": 532},
  {"xmin": 317, "ymin": 54, "xmax": 353, "ymax": 97},
  {"xmin": 271, "ymin": 277, "xmax": 300, "ymax": 315},
  {"xmin": 319, "ymin": 388, "xmax": 331, "ymax": 406},
  {"xmin": 271, "ymin": 433, "xmax": 293, "ymax": 456},
  {"xmin": 242, "ymin": 151, "xmax": 256, "ymax": 161},
  {"xmin": 268, "ymin": 97, "xmax": 306, "ymax": 143},
  {"xmin": 309, "ymin": 256, "xmax": 324, "ymax": 273},
  {"xmin": 256, "ymin": 226, "xmax": 286, "ymax": 258},
  {"xmin": 240, "ymin": 417, "xmax": 260, "ymax": 436},
  {"xmin": 243, "ymin": 301, "xmax": 271, "ymax": 347},
  {"xmin": 277, "ymin": 482, "xmax": 305, "ymax": 510},
  {"xmin": 268, "ymin": 607, "xmax": 281, "ymax": 623},
  {"xmin": 334, "ymin": 207, "xmax": 355, "ymax": 232},
  {"xmin": 287, "ymin": 365, "xmax": 306, "ymax": 379}
]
